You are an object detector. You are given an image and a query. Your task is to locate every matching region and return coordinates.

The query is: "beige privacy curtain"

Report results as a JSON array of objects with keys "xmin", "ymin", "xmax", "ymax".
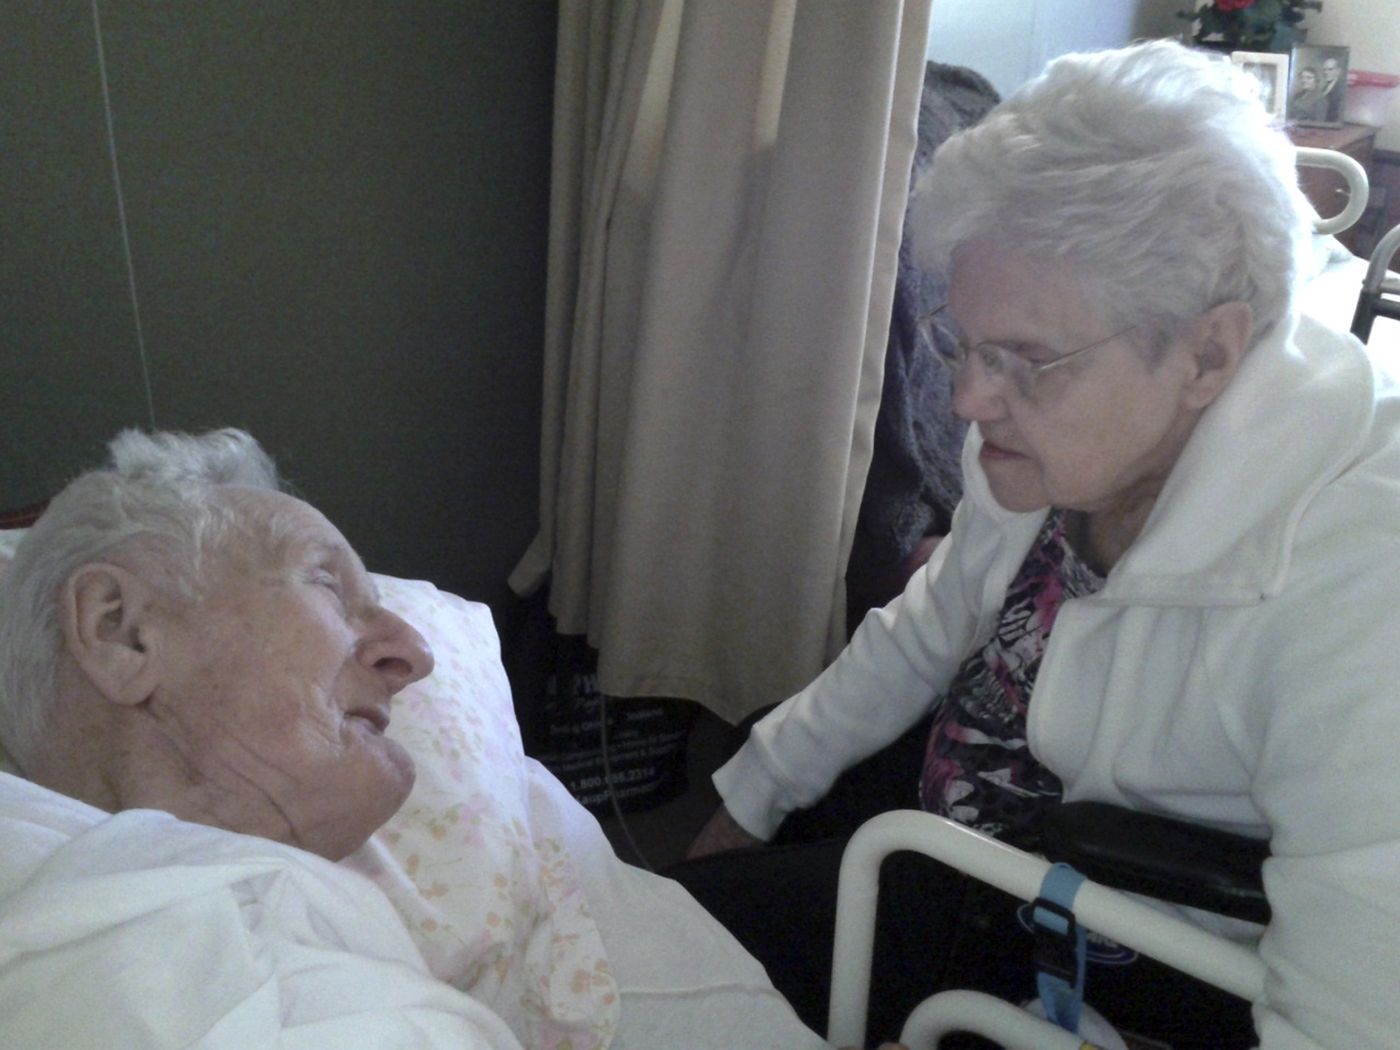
[{"xmin": 511, "ymin": 0, "xmax": 932, "ymax": 724}]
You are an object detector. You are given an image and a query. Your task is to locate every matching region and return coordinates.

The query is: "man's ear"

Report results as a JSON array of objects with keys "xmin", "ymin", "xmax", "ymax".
[
  {"xmin": 1181, "ymin": 300, "xmax": 1253, "ymax": 410},
  {"xmin": 61, "ymin": 563, "xmax": 164, "ymax": 707}
]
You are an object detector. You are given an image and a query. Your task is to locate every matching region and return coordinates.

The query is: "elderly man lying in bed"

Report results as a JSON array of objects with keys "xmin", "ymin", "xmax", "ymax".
[{"xmin": 0, "ymin": 428, "xmax": 839, "ymax": 1050}]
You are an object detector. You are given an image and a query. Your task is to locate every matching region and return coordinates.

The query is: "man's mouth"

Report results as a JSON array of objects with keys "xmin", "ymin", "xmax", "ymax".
[{"xmin": 348, "ymin": 706, "xmax": 390, "ymax": 734}]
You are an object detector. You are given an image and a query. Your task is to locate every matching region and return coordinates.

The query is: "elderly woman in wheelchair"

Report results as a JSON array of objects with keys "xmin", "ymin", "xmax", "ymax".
[{"xmin": 684, "ymin": 40, "xmax": 1400, "ymax": 1050}]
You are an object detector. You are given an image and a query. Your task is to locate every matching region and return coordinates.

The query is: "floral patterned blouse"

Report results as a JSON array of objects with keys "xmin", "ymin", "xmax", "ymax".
[{"xmin": 919, "ymin": 509, "xmax": 1105, "ymax": 843}]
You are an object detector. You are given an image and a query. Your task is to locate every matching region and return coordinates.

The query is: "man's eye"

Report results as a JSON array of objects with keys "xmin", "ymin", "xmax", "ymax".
[{"xmin": 309, "ymin": 570, "xmax": 343, "ymax": 595}]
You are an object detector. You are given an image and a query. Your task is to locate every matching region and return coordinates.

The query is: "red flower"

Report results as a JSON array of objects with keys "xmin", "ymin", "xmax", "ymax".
[{"xmin": 1215, "ymin": 0, "xmax": 1257, "ymax": 10}]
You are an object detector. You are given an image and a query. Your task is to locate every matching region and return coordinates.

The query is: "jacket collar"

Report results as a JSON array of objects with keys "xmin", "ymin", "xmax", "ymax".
[{"xmin": 963, "ymin": 312, "xmax": 1377, "ymax": 606}]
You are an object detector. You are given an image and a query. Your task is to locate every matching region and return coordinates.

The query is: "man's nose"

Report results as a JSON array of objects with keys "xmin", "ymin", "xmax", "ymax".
[{"xmin": 359, "ymin": 610, "xmax": 435, "ymax": 691}]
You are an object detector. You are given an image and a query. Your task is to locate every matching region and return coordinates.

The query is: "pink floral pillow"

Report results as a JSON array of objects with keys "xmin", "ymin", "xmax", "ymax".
[{"xmin": 347, "ymin": 575, "xmax": 618, "ymax": 1050}]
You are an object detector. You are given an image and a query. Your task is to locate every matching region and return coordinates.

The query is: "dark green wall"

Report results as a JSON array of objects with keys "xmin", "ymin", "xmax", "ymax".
[{"xmin": 1, "ymin": 1, "xmax": 554, "ymax": 618}]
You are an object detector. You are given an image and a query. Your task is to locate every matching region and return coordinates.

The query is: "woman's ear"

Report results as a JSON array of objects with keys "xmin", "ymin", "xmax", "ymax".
[
  {"xmin": 61, "ymin": 563, "xmax": 164, "ymax": 707},
  {"xmin": 1182, "ymin": 300, "xmax": 1253, "ymax": 410}
]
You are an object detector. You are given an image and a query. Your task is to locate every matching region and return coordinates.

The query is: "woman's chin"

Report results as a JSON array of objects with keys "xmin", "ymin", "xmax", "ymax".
[
  {"xmin": 991, "ymin": 491, "xmax": 1052, "ymax": 514},
  {"xmin": 986, "ymin": 479, "xmax": 1052, "ymax": 514},
  {"xmin": 981, "ymin": 457, "xmax": 1049, "ymax": 513}
]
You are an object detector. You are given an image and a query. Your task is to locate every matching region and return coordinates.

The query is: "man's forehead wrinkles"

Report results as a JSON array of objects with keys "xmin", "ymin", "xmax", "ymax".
[{"xmin": 304, "ymin": 538, "xmax": 343, "ymax": 562}]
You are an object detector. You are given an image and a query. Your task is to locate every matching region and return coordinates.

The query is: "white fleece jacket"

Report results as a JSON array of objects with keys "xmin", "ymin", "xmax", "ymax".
[{"xmin": 715, "ymin": 312, "xmax": 1400, "ymax": 1050}]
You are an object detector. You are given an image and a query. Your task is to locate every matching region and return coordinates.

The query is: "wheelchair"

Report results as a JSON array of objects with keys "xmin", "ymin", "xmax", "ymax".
[
  {"xmin": 1352, "ymin": 220, "xmax": 1400, "ymax": 344},
  {"xmin": 827, "ymin": 804, "xmax": 1269, "ymax": 1050}
]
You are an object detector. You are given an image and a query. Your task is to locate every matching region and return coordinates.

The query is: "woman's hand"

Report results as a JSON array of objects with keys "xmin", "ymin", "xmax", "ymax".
[{"xmin": 685, "ymin": 804, "xmax": 764, "ymax": 859}]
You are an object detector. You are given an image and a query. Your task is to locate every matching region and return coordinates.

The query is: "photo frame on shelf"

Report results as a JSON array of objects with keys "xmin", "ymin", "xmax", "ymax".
[
  {"xmin": 1287, "ymin": 44, "xmax": 1349, "ymax": 127},
  {"xmin": 1231, "ymin": 51, "xmax": 1290, "ymax": 125}
]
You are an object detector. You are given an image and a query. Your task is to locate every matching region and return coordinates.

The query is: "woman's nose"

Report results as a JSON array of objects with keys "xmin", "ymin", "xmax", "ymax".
[
  {"xmin": 359, "ymin": 610, "xmax": 435, "ymax": 691},
  {"xmin": 950, "ymin": 359, "xmax": 1009, "ymax": 422}
]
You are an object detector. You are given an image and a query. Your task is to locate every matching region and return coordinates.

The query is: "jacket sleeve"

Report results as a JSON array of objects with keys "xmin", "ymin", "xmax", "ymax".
[
  {"xmin": 1241, "ymin": 476, "xmax": 1400, "ymax": 1050},
  {"xmin": 714, "ymin": 498, "xmax": 1042, "ymax": 839}
]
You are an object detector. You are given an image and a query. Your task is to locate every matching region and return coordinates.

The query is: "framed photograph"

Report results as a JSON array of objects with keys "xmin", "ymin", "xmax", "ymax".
[
  {"xmin": 1287, "ymin": 44, "xmax": 1349, "ymax": 127},
  {"xmin": 1232, "ymin": 51, "xmax": 1290, "ymax": 125}
]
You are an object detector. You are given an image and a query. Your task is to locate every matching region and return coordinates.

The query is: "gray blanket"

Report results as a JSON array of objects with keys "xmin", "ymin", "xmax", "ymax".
[{"xmin": 847, "ymin": 62, "xmax": 999, "ymax": 606}]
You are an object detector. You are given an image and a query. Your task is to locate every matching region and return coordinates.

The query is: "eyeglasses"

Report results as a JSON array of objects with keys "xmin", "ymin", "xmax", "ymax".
[{"xmin": 916, "ymin": 304, "xmax": 1137, "ymax": 399}]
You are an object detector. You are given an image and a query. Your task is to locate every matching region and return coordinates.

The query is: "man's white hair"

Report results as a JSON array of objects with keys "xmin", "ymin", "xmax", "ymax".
[
  {"xmin": 908, "ymin": 39, "xmax": 1314, "ymax": 357},
  {"xmin": 0, "ymin": 428, "xmax": 280, "ymax": 767}
]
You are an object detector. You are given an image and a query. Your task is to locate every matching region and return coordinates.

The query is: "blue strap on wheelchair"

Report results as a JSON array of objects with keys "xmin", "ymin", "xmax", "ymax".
[{"xmin": 1032, "ymin": 862, "xmax": 1089, "ymax": 1034}]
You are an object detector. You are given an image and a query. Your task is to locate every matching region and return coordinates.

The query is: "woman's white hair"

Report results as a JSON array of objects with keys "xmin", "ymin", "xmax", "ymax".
[
  {"xmin": 908, "ymin": 39, "xmax": 1314, "ymax": 355},
  {"xmin": 0, "ymin": 428, "xmax": 280, "ymax": 767}
]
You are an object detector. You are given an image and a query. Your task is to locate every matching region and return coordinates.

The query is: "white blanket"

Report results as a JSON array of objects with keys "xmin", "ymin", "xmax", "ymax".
[
  {"xmin": 0, "ymin": 774, "xmax": 527, "ymax": 1049},
  {"xmin": 0, "ymin": 771, "xmax": 829, "ymax": 1049}
]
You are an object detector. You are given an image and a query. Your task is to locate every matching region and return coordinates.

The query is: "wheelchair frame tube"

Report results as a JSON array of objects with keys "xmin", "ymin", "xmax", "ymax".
[
  {"xmin": 901, "ymin": 990, "xmax": 1088, "ymax": 1050},
  {"xmin": 826, "ymin": 810, "xmax": 1267, "ymax": 1048}
]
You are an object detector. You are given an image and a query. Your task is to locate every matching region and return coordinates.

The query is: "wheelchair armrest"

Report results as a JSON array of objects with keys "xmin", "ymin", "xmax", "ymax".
[{"xmin": 1039, "ymin": 802, "xmax": 1270, "ymax": 925}]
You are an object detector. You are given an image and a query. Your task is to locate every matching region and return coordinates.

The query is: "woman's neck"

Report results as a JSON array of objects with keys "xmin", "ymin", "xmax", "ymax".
[{"xmin": 1066, "ymin": 498, "xmax": 1158, "ymax": 576}]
